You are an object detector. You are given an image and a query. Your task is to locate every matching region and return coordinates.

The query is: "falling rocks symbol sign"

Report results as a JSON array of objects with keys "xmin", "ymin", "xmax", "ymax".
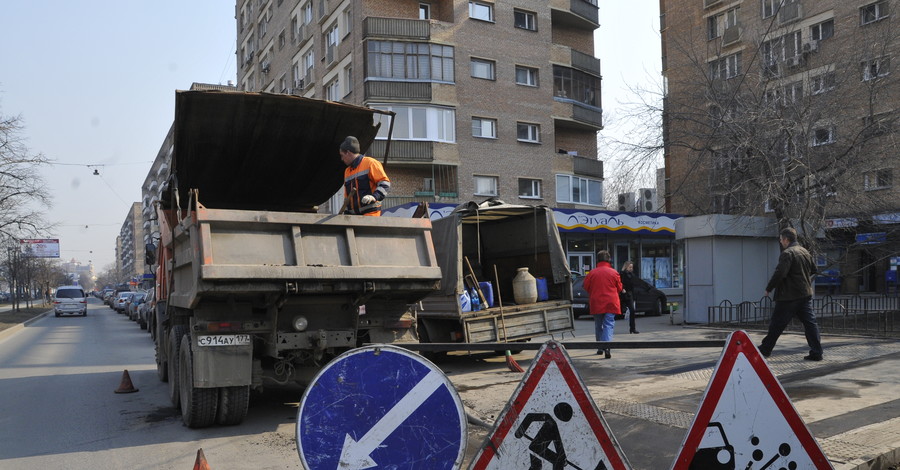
[
  {"xmin": 470, "ymin": 340, "xmax": 630, "ymax": 470},
  {"xmin": 671, "ymin": 330, "xmax": 832, "ymax": 470},
  {"xmin": 296, "ymin": 345, "xmax": 466, "ymax": 470}
]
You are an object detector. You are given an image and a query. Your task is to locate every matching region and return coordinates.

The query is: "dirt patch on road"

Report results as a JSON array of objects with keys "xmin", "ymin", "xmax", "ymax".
[{"xmin": 0, "ymin": 307, "xmax": 50, "ymax": 332}]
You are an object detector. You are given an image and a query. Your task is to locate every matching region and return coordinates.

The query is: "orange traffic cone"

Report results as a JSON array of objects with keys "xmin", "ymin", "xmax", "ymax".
[
  {"xmin": 114, "ymin": 369, "xmax": 139, "ymax": 394},
  {"xmin": 193, "ymin": 448, "xmax": 211, "ymax": 470}
]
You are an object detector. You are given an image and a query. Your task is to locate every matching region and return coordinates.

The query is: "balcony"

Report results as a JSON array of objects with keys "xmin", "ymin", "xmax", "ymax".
[
  {"xmin": 722, "ymin": 24, "xmax": 741, "ymax": 46},
  {"xmin": 779, "ymin": 2, "xmax": 802, "ymax": 23},
  {"xmin": 364, "ymin": 81, "xmax": 432, "ymax": 101},
  {"xmin": 550, "ymin": 0, "xmax": 599, "ymax": 29},
  {"xmin": 368, "ymin": 140, "xmax": 435, "ymax": 164},
  {"xmin": 553, "ymin": 100, "xmax": 603, "ymax": 131},
  {"xmin": 363, "ymin": 17, "xmax": 430, "ymax": 40},
  {"xmin": 571, "ymin": 49, "xmax": 602, "ymax": 77},
  {"xmin": 573, "ymin": 156, "xmax": 603, "ymax": 178}
]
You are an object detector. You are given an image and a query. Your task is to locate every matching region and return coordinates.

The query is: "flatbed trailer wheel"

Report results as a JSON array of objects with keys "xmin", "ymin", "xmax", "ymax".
[
  {"xmin": 168, "ymin": 325, "xmax": 186, "ymax": 407},
  {"xmin": 216, "ymin": 385, "xmax": 250, "ymax": 425},
  {"xmin": 179, "ymin": 335, "xmax": 218, "ymax": 428}
]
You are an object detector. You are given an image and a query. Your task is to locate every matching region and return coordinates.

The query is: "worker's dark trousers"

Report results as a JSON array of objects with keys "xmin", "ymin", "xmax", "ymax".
[{"xmin": 760, "ymin": 296, "xmax": 823, "ymax": 357}]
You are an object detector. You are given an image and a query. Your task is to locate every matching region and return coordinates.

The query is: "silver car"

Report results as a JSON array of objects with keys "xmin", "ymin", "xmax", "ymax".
[{"xmin": 53, "ymin": 286, "xmax": 87, "ymax": 317}]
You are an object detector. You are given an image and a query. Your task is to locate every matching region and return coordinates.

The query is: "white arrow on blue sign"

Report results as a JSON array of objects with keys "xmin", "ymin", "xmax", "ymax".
[{"xmin": 296, "ymin": 345, "xmax": 467, "ymax": 470}]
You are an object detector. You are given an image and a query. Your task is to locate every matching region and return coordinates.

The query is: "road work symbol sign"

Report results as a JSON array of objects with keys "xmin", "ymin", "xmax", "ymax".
[
  {"xmin": 671, "ymin": 330, "xmax": 832, "ymax": 470},
  {"xmin": 470, "ymin": 340, "xmax": 630, "ymax": 470},
  {"xmin": 296, "ymin": 345, "xmax": 466, "ymax": 470}
]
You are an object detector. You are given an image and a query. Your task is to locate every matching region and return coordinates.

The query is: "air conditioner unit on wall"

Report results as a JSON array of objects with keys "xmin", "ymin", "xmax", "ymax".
[
  {"xmin": 617, "ymin": 192, "xmax": 635, "ymax": 212},
  {"xmin": 637, "ymin": 188, "xmax": 658, "ymax": 212}
]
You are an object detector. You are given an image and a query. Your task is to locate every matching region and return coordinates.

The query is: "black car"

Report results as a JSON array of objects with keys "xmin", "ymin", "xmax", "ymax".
[{"xmin": 571, "ymin": 274, "xmax": 668, "ymax": 318}]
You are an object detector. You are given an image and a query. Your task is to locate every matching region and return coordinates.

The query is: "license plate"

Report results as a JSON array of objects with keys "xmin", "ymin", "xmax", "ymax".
[
  {"xmin": 197, "ymin": 334, "xmax": 252, "ymax": 347},
  {"xmin": 572, "ymin": 303, "xmax": 586, "ymax": 309}
]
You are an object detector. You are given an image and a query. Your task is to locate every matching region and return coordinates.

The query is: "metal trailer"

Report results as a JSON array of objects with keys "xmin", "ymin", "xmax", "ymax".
[
  {"xmin": 150, "ymin": 90, "xmax": 441, "ymax": 428},
  {"xmin": 416, "ymin": 201, "xmax": 575, "ymax": 347}
]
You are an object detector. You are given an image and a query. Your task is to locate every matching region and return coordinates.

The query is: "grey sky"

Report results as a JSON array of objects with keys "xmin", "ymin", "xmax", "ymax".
[{"xmin": 0, "ymin": 1, "xmax": 660, "ymax": 273}]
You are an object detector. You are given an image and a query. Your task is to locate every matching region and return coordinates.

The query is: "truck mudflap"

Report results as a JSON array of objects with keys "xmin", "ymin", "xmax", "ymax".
[{"xmin": 192, "ymin": 337, "xmax": 253, "ymax": 387}]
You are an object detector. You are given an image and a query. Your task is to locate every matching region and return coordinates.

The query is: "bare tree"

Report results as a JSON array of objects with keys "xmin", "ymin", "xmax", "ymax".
[
  {"xmin": 616, "ymin": 4, "xmax": 900, "ymax": 262},
  {"xmin": 0, "ymin": 110, "xmax": 52, "ymax": 239}
]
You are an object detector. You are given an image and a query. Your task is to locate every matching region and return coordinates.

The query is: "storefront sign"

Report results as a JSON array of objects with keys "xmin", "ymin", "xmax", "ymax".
[
  {"xmin": 553, "ymin": 209, "xmax": 680, "ymax": 234},
  {"xmin": 824, "ymin": 218, "xmax": 858, "ymax": 229},
  {"xmin": 873, "ymin": 212, "xmax": 900, "ymax": 225},
  {"xmin": 856, "ymin": 232, "xmax": 886, "ymax": 245}
]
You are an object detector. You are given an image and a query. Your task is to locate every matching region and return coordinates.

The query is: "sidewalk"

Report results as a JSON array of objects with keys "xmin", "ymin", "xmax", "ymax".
[{"xmin": 453, "ymin": 314, "xmax": 900, "ymax": 469}]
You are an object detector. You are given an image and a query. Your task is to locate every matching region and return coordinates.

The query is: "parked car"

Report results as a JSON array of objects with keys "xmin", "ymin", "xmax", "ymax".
[
  {"xmin": 53, "ymin": 286, "xmax": 88, "ymax": 317},
  {"xmin": 114, "ymin": 291, "xmax": 135, "ymax": 314},
  {"xmin": 138, "ymin": 288, "xmax": 154, "ymax": 331},
  {"xmin": 127, "ymin": 292, "xmax": 147, "ymax": 322},
  {"xmin": 571, "ymin": 274, "xmax": 668, "ymax": 318}
]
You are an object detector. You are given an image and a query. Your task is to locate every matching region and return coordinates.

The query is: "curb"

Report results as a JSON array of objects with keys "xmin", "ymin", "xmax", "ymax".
[{"xmin": 0, "ymin": 310, "xmax": 51, "ymax": 342}]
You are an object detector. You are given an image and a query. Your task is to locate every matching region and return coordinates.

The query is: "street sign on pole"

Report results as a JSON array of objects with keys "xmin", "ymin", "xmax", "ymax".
[
  {"xmin": 296, "ymin": 345, "xmax": 466, "ymax": 470},
  {"xmin": 671, "ymin": 330, "xmax": 832, "ymax": 469},
  {"xmin": 470, "ymin": 340, "xmax": 630, "ymax": 470}
]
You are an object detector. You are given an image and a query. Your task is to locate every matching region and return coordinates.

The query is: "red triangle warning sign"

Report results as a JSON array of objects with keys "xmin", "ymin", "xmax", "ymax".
[
  {"xmin": 469, "ymin": 341, "xmax": 630, "ymax": 470},
  {"xmin": 671, "ymin": 330, "xmax": 832, "ymax": 470}
]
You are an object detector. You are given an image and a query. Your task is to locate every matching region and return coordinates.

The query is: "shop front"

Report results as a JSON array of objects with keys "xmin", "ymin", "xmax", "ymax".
[
  {"xmin": 822, "ymin": 213, "xmax": 900, "ymax": 295},
  {"xmin": 553, "ymin": 209, "xmax": 684, "ymax": 303}
]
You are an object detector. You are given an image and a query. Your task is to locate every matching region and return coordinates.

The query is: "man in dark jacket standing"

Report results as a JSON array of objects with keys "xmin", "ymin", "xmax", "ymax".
[{"xmin": 759, "ymin": 227, "xmax": 823, "ymax": 361}]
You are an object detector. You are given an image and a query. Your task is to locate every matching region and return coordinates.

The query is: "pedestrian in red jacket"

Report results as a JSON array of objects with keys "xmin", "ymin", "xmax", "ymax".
[{"xmin": 583, "ymin": 250, "xmax": 623, "ymax": 358}]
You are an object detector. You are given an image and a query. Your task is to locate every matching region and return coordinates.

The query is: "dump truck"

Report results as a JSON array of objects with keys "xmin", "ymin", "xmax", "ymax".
[
  {"xmin": 415, "ymin": 200, "xmax": 575, "ymax": 347},
  {"xmin": 150, "ymin": 90, "xmax": 441, "ymax": 428}
]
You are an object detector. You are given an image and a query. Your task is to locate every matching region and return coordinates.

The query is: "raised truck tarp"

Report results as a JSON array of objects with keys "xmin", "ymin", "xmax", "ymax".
[{"xmin": 171, "ymin": 90, "xmax": 383, "ymax": 211}]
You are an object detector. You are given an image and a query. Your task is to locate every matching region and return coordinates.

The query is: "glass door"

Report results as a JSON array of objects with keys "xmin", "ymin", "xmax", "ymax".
[{"xmin": 568, "ymin": 252, "xmax": 594, "ymax": 276}]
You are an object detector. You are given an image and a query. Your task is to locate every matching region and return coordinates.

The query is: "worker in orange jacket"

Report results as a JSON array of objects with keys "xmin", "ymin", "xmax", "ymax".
[{"xmin": 339, "ymin": 136, "xmax": 391, "ymax": 216}]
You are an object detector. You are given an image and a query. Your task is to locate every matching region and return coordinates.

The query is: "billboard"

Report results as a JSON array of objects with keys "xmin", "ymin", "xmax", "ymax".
[{"xmin": 20, "ymin": 239, "xmax": 60, "ymax": 258}]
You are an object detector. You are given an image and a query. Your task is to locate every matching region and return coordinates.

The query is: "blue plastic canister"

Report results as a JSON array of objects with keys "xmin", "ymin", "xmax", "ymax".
[
  {"xmin": 535, "ymin": 277, "xmax": 549, "ymax": 301},
  {"xmin": 478, "ymin": 281, "xmax": 494, "ymax": 307}
]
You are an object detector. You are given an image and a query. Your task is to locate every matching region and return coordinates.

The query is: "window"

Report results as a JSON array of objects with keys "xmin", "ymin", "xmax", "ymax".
[
  {"xmin": 812, "ymin": 127, "xmax": 834, "ymax": 146},
  {"xmin": 472, "ymin": 117, "xmax": 497, "ymax": 138},
  {"xmin": 862, "ymin": 112, "xmax": 896, "ymax": 137},
  {"xmin": 474, "ymin": 175, "xmax": 498, "ymax": 196},
  {"xmin": 372, "ymin": 105, "xmax": 456, "ymax": 143},
  {"xmin": 514, "ymin": 9, "xmax": 537, "ymax": 31},
  {"xmin": 784, "ymin": 81, "xmax": 802, "ymax": 103},
  {"xmin": 470, "ymin": 58, "xmax": 496, "ymax": 80},
  {"xmin": 556, "ymin": 175, "xmax": 602, "ymax": 206},
  {"xmin": 810, "ymin": 19, "xmax": 834, "ymax": 41},
  {"xmin": 325, "ymin": 78, "xmax": 340, "ymax": 101},
  {"xmin": 861, "ymin": 1, "xmax": 889, "ymax": 25},
  {"xmin": 707, "ymin": 7, "xmax": 738, "ymax": 40},
  {"xmin": 342, "ymin": 8, "xmax": 353, "ymax": 37},
  {"xmin": 278, "ymin": 30, "xmax": 286, "ymax": 49},
  {"xmin": 761, "ymin": 0, "xmax": 778, "ymax": 18},
  {"xmin": 303, "ymin": 50, "xmax": 315, "ymax": 82},
  {"xmin": 290, "ymin": 17, "xmax": 298, "ymax": 41},
  {"xmin": 303, "ymin": 2, "xmax": 313, "ymax": 24},
  {"xmin": 811, "ymin": 72, "xmax": 836, "ymax": 94},
  {"xmin": 325, "ymin": 23, "xmax": 339, "ymax": 63},
  {"xmin": 517, "ymin": 122, "xmax": 540, "ymax": 143},
  {"xmin": 709, "ymin": 52, "xmax": 742, "ymax": 79},
  {"xmin": 515, "ymin": 66, "xmax": 538, "ymax": 86},
  {"xmin": 419, "ymin": 3, "xmax": 431, "ymax": 20},
  {"xmin": 367, "ymin": 41, "xmax": 455, "ymax": 82},
  {"xmin": 343, "ymin": 66, "xmax": 353, "ymax": 95},
  {"xmin": 469, "ymin": 2, "xmax": 494, "ymax": 22},
  {"xmin": 553, "ymin": 66, "xmax": 600, "ymax": 107},
  {"xmin": 862, "ymin": 57, "xmax": 890, "ymax": 81},
  {"xmin": 864, "ymin": 169, "xmax": 893, "ymax": 190},
  {"xmin": 518, "ymin": 178, "xmax": 542, "ymax": 198}
]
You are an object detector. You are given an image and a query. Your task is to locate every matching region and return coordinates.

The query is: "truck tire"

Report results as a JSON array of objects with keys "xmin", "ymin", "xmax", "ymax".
[
  {"xmin": 179, "ymin": 335, "xmax": 218, "ymax": 428},
  {"xmin": 216, "ymin": 386, "xmax": 250, "ymax": 426},
  {"xmin": 168, "ymin": 324, "xmax": 187, "ymax": 408}
]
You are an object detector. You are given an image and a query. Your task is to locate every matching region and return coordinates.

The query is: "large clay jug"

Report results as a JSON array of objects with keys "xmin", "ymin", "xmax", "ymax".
[{"xmin": 512, "ymin": 267, "xmax": 538, "ymax": 304}]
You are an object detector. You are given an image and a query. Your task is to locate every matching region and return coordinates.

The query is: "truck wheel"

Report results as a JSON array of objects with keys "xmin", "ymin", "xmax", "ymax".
[
  {"xmin": 216, "ymin": 386, "xmax": 250, "ymax": 425},
  {"xmin": 168, "ymin": 325, "xmax": 187, "ymax": 407},
  {"xmin": 179, "ymin": 335, "xmax": 218, "ymax": 428}
]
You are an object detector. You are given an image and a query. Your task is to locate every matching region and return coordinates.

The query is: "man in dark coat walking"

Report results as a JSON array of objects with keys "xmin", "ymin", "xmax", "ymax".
[{"xmin": 758, "ymin": 227, "xmax": 823, "ymax": 361}]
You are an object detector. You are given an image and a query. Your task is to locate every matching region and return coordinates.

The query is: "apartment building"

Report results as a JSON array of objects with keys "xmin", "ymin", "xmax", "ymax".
[
  {"xmin": 234, "ymin": 0, "xmax": 604, "ymax": 213},
  {"xmin": 116, "ymin": 202, "xmax": 146, "ymax": 284},
  {"xmin": 660, "ymin": 0, "xmax": 900, "ymax": 293}
]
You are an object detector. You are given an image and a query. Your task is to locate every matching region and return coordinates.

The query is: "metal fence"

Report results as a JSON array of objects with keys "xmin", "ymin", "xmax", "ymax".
[{"xmin": 707, "ymin": 294, "xmax": 900, "ymax": 337}]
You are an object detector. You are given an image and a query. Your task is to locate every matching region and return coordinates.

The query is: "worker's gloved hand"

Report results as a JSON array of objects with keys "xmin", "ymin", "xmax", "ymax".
[{"xmin": 361, "ymin": 195, "xmax": 376, "ymax": 205}]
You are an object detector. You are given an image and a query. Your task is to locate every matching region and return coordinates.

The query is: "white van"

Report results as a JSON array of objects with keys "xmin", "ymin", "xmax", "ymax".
[{"xmin": 53, "ymin": 286, "xmax": 87, "ymax": 317}]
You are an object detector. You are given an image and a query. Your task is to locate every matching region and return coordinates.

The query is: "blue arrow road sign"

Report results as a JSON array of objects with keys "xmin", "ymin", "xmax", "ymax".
[{"xmin": 296, "ymin": 345, "xmax": 467, "ymax": 470}]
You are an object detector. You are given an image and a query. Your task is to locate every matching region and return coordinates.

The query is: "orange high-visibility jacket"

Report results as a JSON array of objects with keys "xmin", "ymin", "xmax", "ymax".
[{"xmin": 343, "ymin": 155, "xmax": 391, "ymax": 216}]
